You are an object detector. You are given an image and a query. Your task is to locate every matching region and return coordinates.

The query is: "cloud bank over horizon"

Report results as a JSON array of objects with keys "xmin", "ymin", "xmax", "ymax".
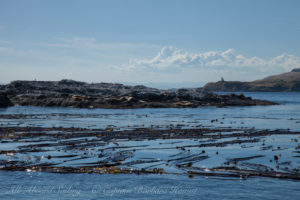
[
  {"xmin": 123, "ymin": 46, "xmax": 300, "ymax": 74},
  {"xmin": 1, "ymin": 38, "xmax": 300, "ymax": 85}
]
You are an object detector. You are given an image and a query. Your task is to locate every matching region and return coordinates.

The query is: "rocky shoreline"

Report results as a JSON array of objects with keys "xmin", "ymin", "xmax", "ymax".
[{"xmin": 0, "ymin": 80, "xmax": 276, "ymax": 108}]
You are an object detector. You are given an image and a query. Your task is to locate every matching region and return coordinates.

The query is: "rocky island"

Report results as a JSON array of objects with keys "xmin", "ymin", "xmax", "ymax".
[
  {"xmin": 0, "ymin": 80, "xmax": 276, "ymax": 108},
  {"xmin": 203, "ymin": 68, "xmax": 300, "ymax": 92}
]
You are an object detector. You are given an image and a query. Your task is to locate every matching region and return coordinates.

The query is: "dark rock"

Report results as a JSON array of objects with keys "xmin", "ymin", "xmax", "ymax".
[
  {"xmin": 0, "ymin": 93, "xmax": 13, "ymax": 108},
  {"xmin": 292, "ymin": 68, "xmax": 300, "ymax": 72},
  {"xmin": 1, "ymin": 80, "xmax": 277, "ymax": 108}
]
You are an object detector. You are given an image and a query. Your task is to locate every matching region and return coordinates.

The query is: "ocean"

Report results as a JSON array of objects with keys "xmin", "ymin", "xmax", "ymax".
[{"xmin": 0, "ymin": 92, "xmax": 300, "ymax": 199}]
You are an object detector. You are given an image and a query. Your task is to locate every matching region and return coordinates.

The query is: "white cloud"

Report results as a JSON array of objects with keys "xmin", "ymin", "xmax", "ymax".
[
  {"xmin": 0, "ymin": 46, "xmax": 14, "ymax": 54},
  {"xmin": 1, "ymin": 39, "xmax": 300, "ymax": 84},
  {"xmin": 40, "ymin": 37, "xmax": 161, "ymax": 51},
  {"xmin": 122, "ymin": 46, "xmax": 300, "ymax": 72},
  {"xmin": 269, "ymin": 54, "xmax": 300, "ymax": 71},
  {"xmin": 0, "ymin": 40, "xmax": 11, "ymax": 45}
]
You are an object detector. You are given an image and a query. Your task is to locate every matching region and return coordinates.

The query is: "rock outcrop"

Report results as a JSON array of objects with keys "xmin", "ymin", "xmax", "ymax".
[{"xmin": 0, "ymin": 79, "xmax": 276, "ymax": 108}]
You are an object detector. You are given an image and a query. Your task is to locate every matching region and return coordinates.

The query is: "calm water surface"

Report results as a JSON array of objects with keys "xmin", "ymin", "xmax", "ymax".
[{"xmin": 0, "ymin": 92, "xmax": 300, "ymax": 199}]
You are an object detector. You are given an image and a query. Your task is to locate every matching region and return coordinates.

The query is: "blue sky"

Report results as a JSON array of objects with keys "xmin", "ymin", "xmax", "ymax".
[{"xmin": 1, "ymin": 0, "xmax": 300, "ymax": 86}]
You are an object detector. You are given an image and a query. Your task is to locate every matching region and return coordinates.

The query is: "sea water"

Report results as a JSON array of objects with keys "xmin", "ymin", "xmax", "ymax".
[{"xmin": 0, "ymin": 92, "xmax": 300, "ymax": 199}]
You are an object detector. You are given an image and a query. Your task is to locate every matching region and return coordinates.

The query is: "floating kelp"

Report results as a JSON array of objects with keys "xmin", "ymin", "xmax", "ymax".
[{"xmin": 0, "ymin": 122, "xmax": 299, "ymax": 180}]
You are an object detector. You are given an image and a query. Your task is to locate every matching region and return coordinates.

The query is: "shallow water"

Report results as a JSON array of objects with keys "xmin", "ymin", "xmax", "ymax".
[
  {"xmin": 0, "ymin": 92, "xmax": 300, "ymax": 199},
  {"xmin": 1, "ymin": 92, "xmax": 300, "ymax": 131}
]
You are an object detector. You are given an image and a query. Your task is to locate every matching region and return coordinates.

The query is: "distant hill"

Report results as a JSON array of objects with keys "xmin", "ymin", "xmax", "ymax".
[{"xmin": 203, "ymin": 69, "xmax": 300, "ymax": 92}]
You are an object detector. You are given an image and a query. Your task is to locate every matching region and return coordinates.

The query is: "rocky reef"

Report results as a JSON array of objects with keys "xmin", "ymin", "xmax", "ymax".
[{"xmin": 0, "ymin": 79, "xmax": 276, "ymax": 108}]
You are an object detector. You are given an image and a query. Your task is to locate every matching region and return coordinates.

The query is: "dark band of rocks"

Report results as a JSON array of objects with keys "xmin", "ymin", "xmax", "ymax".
[{"xmin": 0, "ymin": 80, "xmax": 277, "ymax": 108}]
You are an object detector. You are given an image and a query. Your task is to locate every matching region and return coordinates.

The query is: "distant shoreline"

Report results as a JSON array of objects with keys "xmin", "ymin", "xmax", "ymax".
[{"xmin": 203, "ymin": 70, "xmax": 300, "ymax": 92}]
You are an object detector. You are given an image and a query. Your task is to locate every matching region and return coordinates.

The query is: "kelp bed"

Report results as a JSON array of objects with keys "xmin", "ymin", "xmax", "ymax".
[{"xmin": 0, "ymin": 114, "xmax": 300, "ymax": 180}]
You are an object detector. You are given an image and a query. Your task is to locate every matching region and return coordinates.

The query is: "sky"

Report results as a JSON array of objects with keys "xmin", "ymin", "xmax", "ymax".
[{"xmin": 1, "ymin": 0, "xmax": 300, "ymax": 87}]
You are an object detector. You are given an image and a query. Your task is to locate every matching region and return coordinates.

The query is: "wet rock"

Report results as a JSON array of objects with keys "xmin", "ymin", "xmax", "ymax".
[
  {"xmin": 1, "ymin": 80, "xmax": 277, "ymax": 108},
  {"xmin": 0, "ymin": 93, "xmax": 13, "ymax": 108}
]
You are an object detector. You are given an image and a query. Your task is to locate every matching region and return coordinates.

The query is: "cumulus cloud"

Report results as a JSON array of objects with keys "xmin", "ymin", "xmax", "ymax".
[
  {"xmin": 123, "ymin": 46, "xmax": 300, "ymax": 72},
  {"xmin": 2, "ymin": 38, "xmax": 300, "ymax": 83}
]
